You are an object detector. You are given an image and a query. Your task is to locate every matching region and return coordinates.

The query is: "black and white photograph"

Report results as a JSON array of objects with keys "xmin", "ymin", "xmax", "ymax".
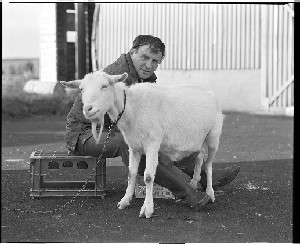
[{"xmin": 2, "ymin": 1, "xmax": 294, "ymax": 243}]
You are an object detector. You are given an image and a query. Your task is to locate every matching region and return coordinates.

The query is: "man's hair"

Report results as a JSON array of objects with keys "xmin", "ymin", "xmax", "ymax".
[{"xmin": 130, "ymin": 35, "xmax": 165, "ymax": 59}]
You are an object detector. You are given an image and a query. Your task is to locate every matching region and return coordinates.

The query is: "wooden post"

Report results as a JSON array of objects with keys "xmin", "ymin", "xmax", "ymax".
[
  {"xmin": 56, "ymin": 3, "xmax": 68, "ymax": 81},
  {"xmin": 75, "ymin": 3, "xmax": 86, "ymax": 79}
]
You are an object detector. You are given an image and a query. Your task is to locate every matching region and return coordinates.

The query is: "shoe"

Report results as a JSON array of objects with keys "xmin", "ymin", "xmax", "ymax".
[
  {"xmin": 174, "ymin": 191, "xmax": 211, "ymax": 210},
  {"xmin": 189, "ymin": 192, "xmax": 211, "ymax": 210},
  {"xmin": 154, "ymin": 157, "xmax": 211, "ymax": 209},
  {"xmin": 200, "ymin": 165, "xmax": 241, "ymax": 190}
]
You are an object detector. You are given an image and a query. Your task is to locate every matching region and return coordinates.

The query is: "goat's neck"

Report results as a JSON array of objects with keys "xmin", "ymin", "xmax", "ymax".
[{"xmin": 107, "ymin": 84, "xmax": 131, "ymax": 129}]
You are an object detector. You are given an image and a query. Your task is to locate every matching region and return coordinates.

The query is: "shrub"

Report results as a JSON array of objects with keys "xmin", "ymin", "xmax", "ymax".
[
  {"xmin": 2, "ymin": 75, "xmax": 76, "ymax": 120},
  {"xmin": 2, "ymin": 75, "xmax": 27, "ymax": 97}
]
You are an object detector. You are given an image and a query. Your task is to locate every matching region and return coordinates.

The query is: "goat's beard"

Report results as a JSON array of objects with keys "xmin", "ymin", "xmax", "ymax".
[{"xmin": 91, "ymin": 118, "xmax": 104, "ymax": 144}]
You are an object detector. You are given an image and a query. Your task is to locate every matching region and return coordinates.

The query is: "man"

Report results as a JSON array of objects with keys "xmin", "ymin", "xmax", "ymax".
[{"xmin": 65, "ymin": 35, "xmax": 240, "ymax": 209}]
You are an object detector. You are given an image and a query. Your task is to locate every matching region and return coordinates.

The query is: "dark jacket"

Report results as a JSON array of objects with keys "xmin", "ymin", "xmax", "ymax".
[{"xmin": 65, "ymin": 52, "xmax": 157, "ymax": 151}]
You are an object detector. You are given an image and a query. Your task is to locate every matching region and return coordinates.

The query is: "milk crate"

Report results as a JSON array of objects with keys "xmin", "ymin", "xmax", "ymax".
[
  {"xmin": 134, "ymin": 176, "xmax": 175, "ymax": 199},
  {"xmin": 30, "ymin": 151, "xmax": 106, "ymax": 198}
]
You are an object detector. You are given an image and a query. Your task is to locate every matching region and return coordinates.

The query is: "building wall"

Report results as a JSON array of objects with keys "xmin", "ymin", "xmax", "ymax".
[
  {"xmin": 156, "ymin": 69, "xmax": 261, "ymax": 111},
  {"xmin": 39, "ymin": 3, "xmax": 57, "ymax": 82},
  {"xmin": 2, "ymin": 58, "xmax": 39, "ymax": 78},
  {"xmin": 39, "ymin": 3, "xmax": 77, "ymax": 82},
  {"xmin": 97, "ymin": 3, "xmax": 261, "ymax": 71},
  {"xmin": 261, "ymin": 4, "xmax": 294, "ymax": 111},
  {"xmin": 96, "ymin": 3, "xmax": 263, "ymax": 111}
]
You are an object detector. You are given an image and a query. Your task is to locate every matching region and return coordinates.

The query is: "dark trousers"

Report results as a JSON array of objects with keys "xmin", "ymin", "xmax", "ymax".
[{"xmin": 75, "ymin": 132, "xmax": 198, "ymax": 179}]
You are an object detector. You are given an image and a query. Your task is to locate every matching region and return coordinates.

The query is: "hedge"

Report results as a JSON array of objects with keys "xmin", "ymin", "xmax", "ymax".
[{"xmin": 2, "ymin": 75, "xmax": 77, "ymax": 120}]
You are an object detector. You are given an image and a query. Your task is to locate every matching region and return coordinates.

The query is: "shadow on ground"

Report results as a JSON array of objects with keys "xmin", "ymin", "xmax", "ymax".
[{"xmin": 1, "ymin": 159, "xmax": 293, "ymax": 243}]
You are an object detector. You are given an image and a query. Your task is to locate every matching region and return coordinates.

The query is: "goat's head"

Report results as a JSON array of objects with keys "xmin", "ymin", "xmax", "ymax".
[{"xmin": 60, "ymin": 71, "xmax": 128, "ymax": 143}]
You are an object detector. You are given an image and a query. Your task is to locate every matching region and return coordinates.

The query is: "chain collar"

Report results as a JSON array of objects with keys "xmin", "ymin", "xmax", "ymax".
[{"xmin": 111, "ymin": 90, "xmax": 126, "ymax": 128}]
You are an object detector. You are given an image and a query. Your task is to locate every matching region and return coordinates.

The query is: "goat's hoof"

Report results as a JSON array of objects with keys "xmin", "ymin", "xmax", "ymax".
[
  {"xmin": 190, "ymin": 179, "xmax": 200, "ymax": 188},
  {"xmin": 205, "ymin": 188, "xmax": 215, "ymax": 202},
  {"xmin": 117, "ymin": 200, "xmax": 130, "ymax": 209},
  {"xmin": 139, "ymin": 205, "xmax": 153, "ymax": 218}
]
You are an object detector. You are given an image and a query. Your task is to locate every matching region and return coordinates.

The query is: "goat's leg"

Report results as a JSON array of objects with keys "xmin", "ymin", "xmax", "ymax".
[
  {"xmin": 204, "ymin": 136, "xmax": 220, "ymax": 202},
  {"xmin": 139, "ymin": 147, "xmax": 159, "ymax": 218},
  {"xmin": 190, "ymin": 148, "xmax": 205, "ymax": 188},
  {"xmin": 118, "ymin": 148, "xmax": 141, "ymax": 209},
  {"xmin": 205, "ymin": 114, "xmax": 223, "ymax": 202}
]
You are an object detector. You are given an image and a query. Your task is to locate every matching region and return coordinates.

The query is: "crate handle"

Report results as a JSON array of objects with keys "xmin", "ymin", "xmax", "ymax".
[
  {"xmin": 63, "ymin": 161, "xmax": 73, "ymax": 167},
  {"xmin": 77, "ymin": 161, "xmax": 88, "ymax": 169},
  {"xmin": 48, "ymin": 161, "xmax": 59, "ymax": 169}
]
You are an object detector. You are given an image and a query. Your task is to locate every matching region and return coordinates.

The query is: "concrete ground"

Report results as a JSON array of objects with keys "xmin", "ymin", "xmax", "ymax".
[{"xmin": 1, "ymin": 112, "xmax": 294, "ymax": 242}]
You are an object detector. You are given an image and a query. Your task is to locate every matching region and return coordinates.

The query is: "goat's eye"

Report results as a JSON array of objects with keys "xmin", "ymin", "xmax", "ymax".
[{"xmin": 102, "ymin": 85, "xmax": 108, "ymax": 89}]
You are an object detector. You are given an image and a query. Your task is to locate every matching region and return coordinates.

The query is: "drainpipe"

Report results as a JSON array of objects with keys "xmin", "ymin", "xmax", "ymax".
[
  {"xmin": 91, "ymin": 3, "xmax": 100, "ymax": 72},
  {"xmin": 75, "ymin": 3, "xmax": 86, "ymax": 79}
]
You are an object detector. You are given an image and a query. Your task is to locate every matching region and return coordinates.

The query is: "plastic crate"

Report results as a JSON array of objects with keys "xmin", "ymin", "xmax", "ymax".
[
  {"xmin": 134, "ymin": 176, "xmax": 175, "ymax": 199},
  {"xmin": 30, "ymin": 151, "xmax": 106, "ymax": 198}
]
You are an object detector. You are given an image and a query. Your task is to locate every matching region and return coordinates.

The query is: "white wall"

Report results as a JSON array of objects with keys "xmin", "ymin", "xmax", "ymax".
[
  {"xmin": 39, "ymin": 3, "xmax": 57, "ymax": 82},
  {"xmin": 155, "ymin": 69, "xmax": 262, "ymax": 112}
]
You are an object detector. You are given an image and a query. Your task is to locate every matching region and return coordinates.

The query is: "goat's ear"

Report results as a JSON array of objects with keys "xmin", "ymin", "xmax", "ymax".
[
  {"xmin": 60, "ymin": 80, "xmax": 81, "ymax": 89},
  {"xmin": 115, "ymin": 72, "xmax": 128, "ymax": 83},
  {"xmin": 108, "ymin": 72, "xmax": 128, "ymax": 84},
  {"xmin": 103, "ymin": 72, "xmax": 128, "ymax": 84}
]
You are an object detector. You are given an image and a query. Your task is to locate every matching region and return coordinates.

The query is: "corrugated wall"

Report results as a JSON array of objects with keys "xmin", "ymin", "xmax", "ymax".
[
  {"xmin": 97, "ymin": 3, "xmax": 261, "ymax": 70},
  {"xmin": 262, "ymin": 4, "xmax": 294, "ymax": 109}
]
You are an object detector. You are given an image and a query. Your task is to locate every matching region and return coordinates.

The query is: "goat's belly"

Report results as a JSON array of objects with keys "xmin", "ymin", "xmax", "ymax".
[
  {"xmin": 159, "ymin": 146, "xmax": 198, "ymax": 162},
  {"xmin": 159, "ymin": 134, "xmax": 205, "ymax": 161}
]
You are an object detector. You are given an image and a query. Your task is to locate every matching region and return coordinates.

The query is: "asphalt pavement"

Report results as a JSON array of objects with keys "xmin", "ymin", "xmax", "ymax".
[{"xmin": 1, "ymin": 112, "xmax": 294, "ymax": 242}]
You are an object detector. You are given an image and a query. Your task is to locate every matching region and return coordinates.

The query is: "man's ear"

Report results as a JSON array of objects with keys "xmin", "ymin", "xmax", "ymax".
[{"xmin": 60, "ymin": 80, "xmax": 81, "ymax": 89}]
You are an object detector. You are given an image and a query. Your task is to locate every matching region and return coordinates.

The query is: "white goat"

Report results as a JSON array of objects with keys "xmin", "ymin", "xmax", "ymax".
[{"xmin": 61, "ymin": 71, "xmax": 224, "ymax": 218}]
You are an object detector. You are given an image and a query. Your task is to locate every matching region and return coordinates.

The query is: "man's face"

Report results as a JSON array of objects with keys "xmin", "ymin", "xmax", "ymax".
[{"xmin": 130, "ymin": 45, "xmax": 163, "ymax": 79}]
